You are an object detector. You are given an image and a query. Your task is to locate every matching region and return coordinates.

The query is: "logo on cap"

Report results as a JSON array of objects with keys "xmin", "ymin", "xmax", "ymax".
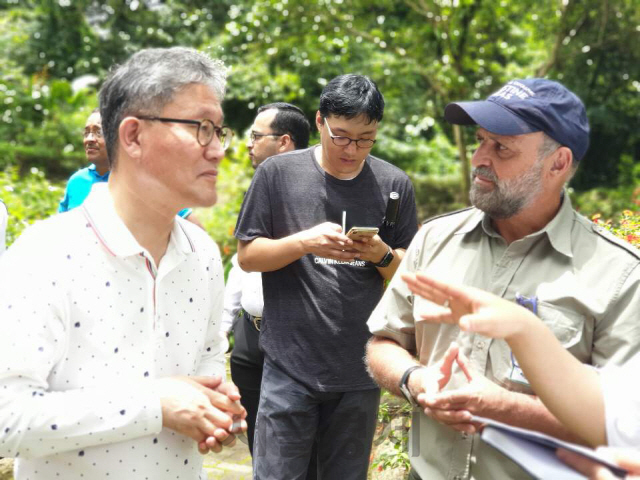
[{"xmin": 490, "ymin": 81, "xmax": 536, "ymax": 102}]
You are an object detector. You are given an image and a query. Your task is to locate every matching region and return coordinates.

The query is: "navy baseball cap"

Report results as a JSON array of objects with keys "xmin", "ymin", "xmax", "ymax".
[{"xmin": 444, "ymin": 78, "xmax": 590, "ymax": 161}]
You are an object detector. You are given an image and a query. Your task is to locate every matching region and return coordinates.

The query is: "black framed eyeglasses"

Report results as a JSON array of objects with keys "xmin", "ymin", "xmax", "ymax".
[
  {"xmin": 249, "ymin": 131, "xmax": 284, "ymax": 143},
  {"xmin": 324, "ymin": 118, "xmax": 376, "ymax": 149},
  {"xmin": 137, "ymin": 116, "xmax": 233, "ymax": 150}
]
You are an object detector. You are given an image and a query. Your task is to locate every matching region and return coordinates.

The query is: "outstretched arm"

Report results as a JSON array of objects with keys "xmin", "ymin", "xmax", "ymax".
[{"xmin": 402, "ymin": 272, "xmax": 606, "ymax": 446}]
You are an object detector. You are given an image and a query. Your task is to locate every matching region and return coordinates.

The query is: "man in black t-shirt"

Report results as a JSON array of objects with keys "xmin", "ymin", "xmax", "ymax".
[{"xmin": 235, "ymin": 74, "xmax": 418, "ymax": 479}]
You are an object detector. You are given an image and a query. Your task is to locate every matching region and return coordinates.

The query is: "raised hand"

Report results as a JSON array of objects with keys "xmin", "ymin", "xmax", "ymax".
[{"xmin": 402, "ymin": 272, "xmax": 538, "ymax": 342}]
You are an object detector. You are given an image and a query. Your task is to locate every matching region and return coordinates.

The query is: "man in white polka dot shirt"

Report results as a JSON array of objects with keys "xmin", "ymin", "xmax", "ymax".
[{"xmin": 0, "ymin": 47, "xmax": 246, "ymax": 479}]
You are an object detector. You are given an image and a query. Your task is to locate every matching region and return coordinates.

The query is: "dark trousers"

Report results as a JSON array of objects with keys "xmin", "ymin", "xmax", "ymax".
[
  {"xmin": 230, "ymin": 311, "xmax": 317, "ymax": 478},
  {"xmin": 253, "ymin": 358, "xmax": 380, "ymax": 480},
  {"xmin": 230, "ymin": 311, "xmax": 263, "ymax": 453}
]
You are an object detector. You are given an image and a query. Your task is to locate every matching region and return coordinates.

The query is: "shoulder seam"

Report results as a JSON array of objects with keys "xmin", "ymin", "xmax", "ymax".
[
  {"xmin": 592, "ymin": 228, "xmax": 640, "ymax": 261},
  {"xmin": 422, "ymin": 207, "xmax": 475, "ymax": 226}
]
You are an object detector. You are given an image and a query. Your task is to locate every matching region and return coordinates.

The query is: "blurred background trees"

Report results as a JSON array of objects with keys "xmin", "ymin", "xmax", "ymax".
[{"xmin": 1, "ymin": 0, "xmax": 639, "ymax": 257}]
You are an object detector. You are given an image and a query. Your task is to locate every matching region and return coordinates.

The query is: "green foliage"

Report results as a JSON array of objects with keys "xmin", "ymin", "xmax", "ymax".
[
  {"xmin": 572, "ymin": 187, "xmax": 640, "ymax": 248},
  {"xmin": 569, "ymin": 185, "xmax": 639, "ymax": 220},
  {"xmin": 196, "ymin": 141, "xmax": 253, "ymax": 268},
  {"xmin": 372, "ymin": 390, "xmax": 412, "ymax": 473},
  {"xmin": 0, "ymin": 12, "xmax": 98, "ymax": 178},
  {"xmin": 1, "ymin": 0, "xmax": 638, "ymax": 188},
  {"xmin": 0, "ymin": 166, "xmax": 62, "ymax": 246},
  {"xmin": 412, "ymin": 174, "xmax": 467, "ymax": 222}
]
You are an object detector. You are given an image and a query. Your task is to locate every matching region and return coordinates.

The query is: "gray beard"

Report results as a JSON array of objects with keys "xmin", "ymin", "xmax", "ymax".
[{"xmin": 470, "ymin": 161, "xmax": 544, "ymax": 219}]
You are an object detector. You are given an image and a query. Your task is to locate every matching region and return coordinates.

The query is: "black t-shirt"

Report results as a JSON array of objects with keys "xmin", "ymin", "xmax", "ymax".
[{"xmin": 234, "ymin": 147, "xmax": 418, "ymax": 391}]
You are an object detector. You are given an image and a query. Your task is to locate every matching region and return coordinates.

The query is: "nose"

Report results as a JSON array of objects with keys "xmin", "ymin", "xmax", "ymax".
[
  {"xmin": 344, "ymin": 141, "xmax": 358, "ymax": 155},
  {"xmin": 471, "ymin": 142, "xmax": 491, "ymax": 168},
  {"xmin": 204, "ymin": 136, "xmax": 225, "ymax": 164}
]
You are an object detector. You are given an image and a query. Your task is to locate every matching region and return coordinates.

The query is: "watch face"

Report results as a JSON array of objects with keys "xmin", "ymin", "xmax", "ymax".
[{"xmin": 376, "ymin": 249, "xmax": 394, "ymax": 267}]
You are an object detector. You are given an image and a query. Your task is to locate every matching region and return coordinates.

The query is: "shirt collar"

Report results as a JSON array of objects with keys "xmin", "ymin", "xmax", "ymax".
[
  {"xmin": 459, "ymin": 192, "xmax": 574, "ymax": 257},
  {"xmin": 455, "ymin": 208, "xmax": 485, "ymax": 236},
  {"xmin": 81, "ymin": 183, "xmax": 195, "ymax": 258},
  {"xmin": 88, "ymin": 164, "xmax": 110, "ymax": 180},
  {"xmin": 540, "ymin": 191, "xmax": 574, "ymax": 258}
]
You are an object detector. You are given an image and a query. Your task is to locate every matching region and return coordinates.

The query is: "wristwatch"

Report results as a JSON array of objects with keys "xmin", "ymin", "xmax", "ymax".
[
  {"xmin": 399, "ymin": 365, "xmax": 422, "ymax": 407},
  {"xmin": 374, "ymin": 246, "xmax": 394, "ymax": 268}
]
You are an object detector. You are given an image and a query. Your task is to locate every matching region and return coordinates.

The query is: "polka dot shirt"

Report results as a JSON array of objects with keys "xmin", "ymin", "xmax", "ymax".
[{"xmin": 0, "ymin": 184, "xmax": 226, "ymax": 479}]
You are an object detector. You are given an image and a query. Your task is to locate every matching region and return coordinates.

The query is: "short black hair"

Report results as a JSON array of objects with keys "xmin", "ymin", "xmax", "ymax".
[
  {"xmin": 318, "ymin": 74, "xmax": 384, "ymax": 124},
  {"xmin": 257, "ymin": 102, "xmax": 310, "ymax": 149}
]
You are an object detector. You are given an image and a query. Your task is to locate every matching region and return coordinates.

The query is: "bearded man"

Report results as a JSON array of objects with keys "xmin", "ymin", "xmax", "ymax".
[{"xmin": 366, "ymin": 78, "xmax": 640, "ymax": 480}]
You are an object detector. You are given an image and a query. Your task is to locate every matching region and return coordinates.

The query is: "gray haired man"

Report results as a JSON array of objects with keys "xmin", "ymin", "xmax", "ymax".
[{"xmin": 0, "ymin": 47, "xmax": 245, "ymax": 480}]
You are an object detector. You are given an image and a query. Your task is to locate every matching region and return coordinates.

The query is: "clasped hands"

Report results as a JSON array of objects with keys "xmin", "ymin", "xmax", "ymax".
[
  {"xmin": 298, "ymin": 221, "xmax": 388, "ymax": 264},
  {"xmin": 156, "ymin": 375, "xmax": 247, "ymax": 454}
]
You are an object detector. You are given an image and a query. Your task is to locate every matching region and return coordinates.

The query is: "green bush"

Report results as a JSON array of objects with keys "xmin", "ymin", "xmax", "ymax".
[
  {"xmin": 1, "ymin": 166, "xmax": 62, "ymax": 246},
  {"xmin": 411, "ymin": 174, "xmax": 468, "ymax": 222},
  {"xmin": 195, "ymin": 141, "xmax": 254, "ymax": 270},
  {"xmin": 569, "ymin": 185, "xmax": 639, "ymax": 219}
]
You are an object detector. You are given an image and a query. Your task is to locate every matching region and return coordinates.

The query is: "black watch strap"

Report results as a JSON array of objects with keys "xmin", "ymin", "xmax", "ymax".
[
  {"xmin": 374, "ymin": 246, "xmax": 394, "ymax": 268},
  {"xmin": 399, "ymin": 365, "xmax": 422, "ymax": 406}
]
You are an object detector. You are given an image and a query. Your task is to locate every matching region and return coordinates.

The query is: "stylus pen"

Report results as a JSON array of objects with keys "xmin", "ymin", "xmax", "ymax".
[{"xmin": 342, "ymin": 210, "xmax": 346, "ymax": 234}]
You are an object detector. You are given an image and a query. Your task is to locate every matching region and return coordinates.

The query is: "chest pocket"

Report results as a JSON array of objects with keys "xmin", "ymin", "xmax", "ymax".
[
  {"xmin": 489, "ymin": 301, "xmax": 586, "ymax": 394},
  {"xmin": 536, "ymin": 301, "xmax": 584, "ymax": 349}
]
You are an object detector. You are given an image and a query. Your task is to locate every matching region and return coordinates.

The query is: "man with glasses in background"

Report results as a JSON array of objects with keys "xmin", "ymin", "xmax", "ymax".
[
  {"xmin": 58, "ymin": 108, "xmax": 110, "ymax": 213},
  {"xmin": 59, "ymin": 108, "xmax": 200, "ymax": 225},
  {"xmin": 223, "ymin": 102, "xmax": 311, "ymax": 459},
  {"xmin": 235, "ymin": 75, "xmax": 418, "ymax": 479},
  {"xmin": 245, "ymin": 102, "xmax": 310, "ymax": 170},
  {"xmin": 0, "ymin": 47, "xmax": 245, "ymax": 480}
]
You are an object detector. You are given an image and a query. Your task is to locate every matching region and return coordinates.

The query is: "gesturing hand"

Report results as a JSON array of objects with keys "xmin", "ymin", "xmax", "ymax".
[
  {"xmin": 421, "ymin": 349, "xmax": 508, "ymax": 435},
  {"xmin": 408, "ymin": 342, "xmax": 481, "ymax": 434},
  {"xmin": 402, "ymin": 272, "xmax": 537, "ymax": 342}
]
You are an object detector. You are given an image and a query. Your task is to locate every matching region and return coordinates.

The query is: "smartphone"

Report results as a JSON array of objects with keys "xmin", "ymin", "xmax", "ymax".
[{"xmin": 346, "ymin": 226, "xmax": 379, "ymax": 240}]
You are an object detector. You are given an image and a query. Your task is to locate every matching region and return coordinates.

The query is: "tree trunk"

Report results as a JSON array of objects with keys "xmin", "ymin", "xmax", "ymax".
[{"xmin": 453, "ymin": 125, "xmax": 470, "ymax": 205}]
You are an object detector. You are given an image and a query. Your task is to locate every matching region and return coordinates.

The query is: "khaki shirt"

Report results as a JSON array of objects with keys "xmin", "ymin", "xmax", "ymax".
[{"xmin": 368, "ymin": 195, "xmax": 640, "ymax": 480}]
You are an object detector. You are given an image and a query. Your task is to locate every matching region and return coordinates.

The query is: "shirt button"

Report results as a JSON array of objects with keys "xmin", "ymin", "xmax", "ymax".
[
  {"xmin": 476, "ymin": 341, "xmax": 485, "ymax": 349},
  {"xmin": 461, "ymin": 432, "xmax": 469, "ymax": 439}
]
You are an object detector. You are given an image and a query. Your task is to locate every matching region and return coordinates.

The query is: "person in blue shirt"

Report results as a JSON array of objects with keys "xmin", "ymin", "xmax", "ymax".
[
  {"xmin": 58, "ymin": 109, "xmax": 110, "ymax": 213},
  {"xmin": 59, "ymin": 109, "xmax": 198, "ymax": 223}
]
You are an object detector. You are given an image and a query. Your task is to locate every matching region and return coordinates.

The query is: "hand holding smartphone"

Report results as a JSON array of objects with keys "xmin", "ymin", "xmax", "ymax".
[{"xmin": 346, "ymin": 227, "xmax": 379, "ymax": 241}]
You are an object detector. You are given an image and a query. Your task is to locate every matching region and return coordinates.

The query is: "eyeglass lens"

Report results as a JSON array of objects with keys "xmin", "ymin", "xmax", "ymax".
[
  {"xmin": 83, "ymin": 128, "xmax": 103, "ymax": 138},
  {"xmin": 198, "ymin": 120, "xmax": 231, "ymax": 150}
]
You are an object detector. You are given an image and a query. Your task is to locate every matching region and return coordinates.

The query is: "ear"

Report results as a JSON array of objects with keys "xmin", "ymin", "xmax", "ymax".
[
  {"xmin": 276, "ymin": 134, "xmax": 294, "ymax": 153},
  {"xmin": 118, "ymin": 117, "xmax": 143, "ymax": 160},
  {"xmin": 548, "ymin": 146, "xmax": 573, "ymax": 180},
  {"xmin": 315, "ymin": 110, "xmax": 324, "ymax": 132}
]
